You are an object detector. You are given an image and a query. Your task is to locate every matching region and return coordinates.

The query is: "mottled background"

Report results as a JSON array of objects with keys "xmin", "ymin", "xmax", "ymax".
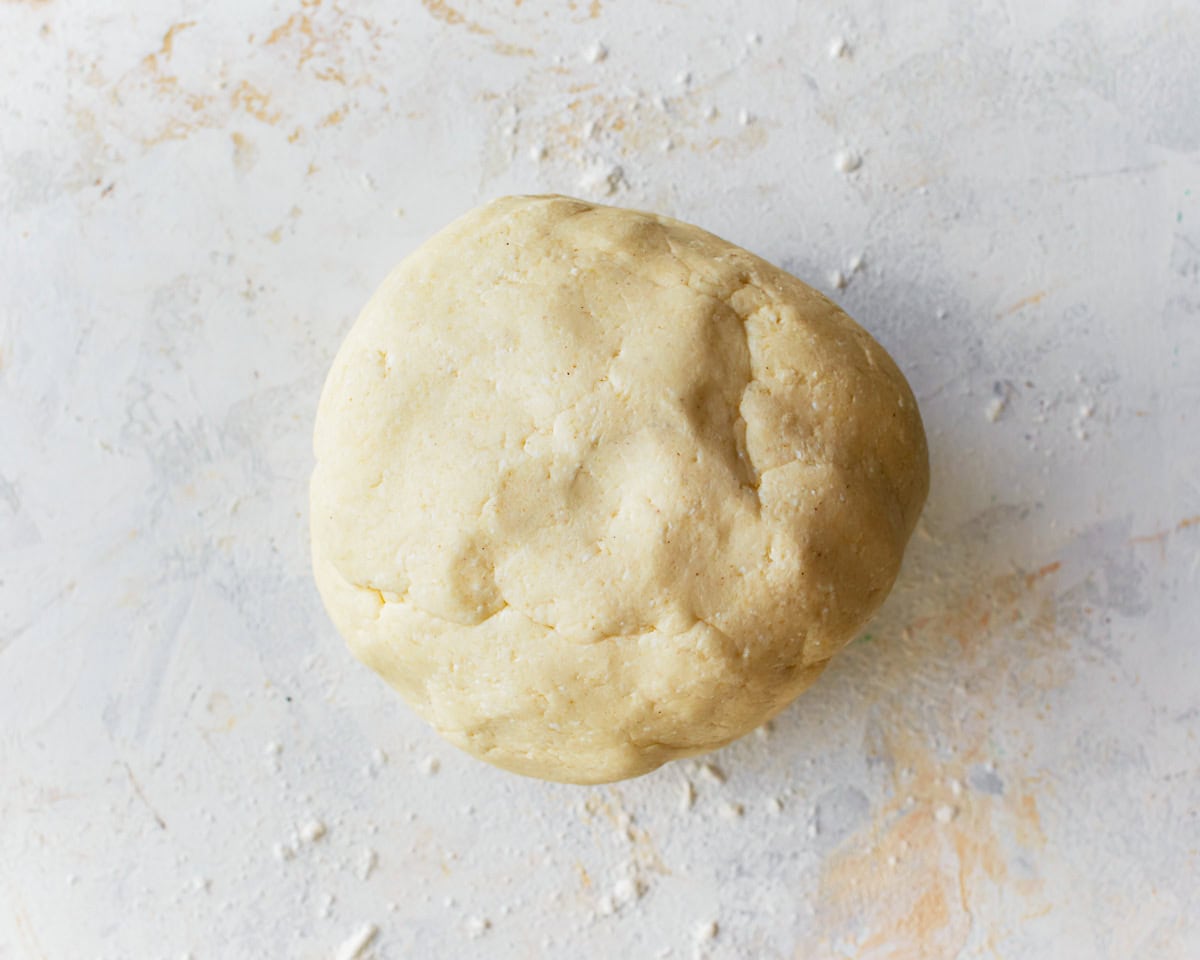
[{"xmin": 2, "ymin": 1, "xmax": 1198, "ymax": 958}]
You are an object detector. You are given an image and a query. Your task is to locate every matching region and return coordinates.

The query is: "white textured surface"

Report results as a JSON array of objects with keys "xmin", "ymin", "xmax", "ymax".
[{"xmin": 2, "ymin": 1, "xmax": 1199, "ymax": 958}]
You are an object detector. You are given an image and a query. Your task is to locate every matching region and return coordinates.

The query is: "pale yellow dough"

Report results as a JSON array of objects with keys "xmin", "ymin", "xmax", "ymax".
[{"xmin": 311, "ymin": 195, "xmax": 928, "ymax": 784}]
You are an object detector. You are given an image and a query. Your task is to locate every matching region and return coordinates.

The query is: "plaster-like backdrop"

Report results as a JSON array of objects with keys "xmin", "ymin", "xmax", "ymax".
[{"xmin": 2, "ymin": 1, "xmax": 1198, "ymax": 957}]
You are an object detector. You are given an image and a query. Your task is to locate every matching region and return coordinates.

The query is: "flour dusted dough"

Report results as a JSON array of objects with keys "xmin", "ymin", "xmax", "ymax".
[{"xmin": 311, "ymin": 195, "xmax": 928, "ymax": 783}]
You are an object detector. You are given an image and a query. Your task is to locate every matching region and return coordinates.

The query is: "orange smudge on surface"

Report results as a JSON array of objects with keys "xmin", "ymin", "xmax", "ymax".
[
  {"xmin": 262, "ymin": 2, "xmax": 385, "ymax": 83},
  {"xmin": 422, "ymin": 0, "xmax": 464, "ymax": 24},
  {"xmin": 116, "ymin": 19, "xmax": 216, "ymax": 144},
  {"xmin": 230, "ymin": 131, "xmax": 256, "ymax": 172},
  {"xmin": 313, "ymin": 65, "xmax": 347, "ymax": 83},
  {"xmin": 1000, "ymin": 290, "xmax": 1047, "ymax": 316},
  {"xmin": 418, "ymin": 0, "xmax": 532, "ymax": 55},
  {"xmin": 231, "ymin": 80, "xmax": 281, "ymax": 124},
  {"xmin": 1130, "ymin": 517, "xmax": 1200, "ymax": 560},
  {"xmin": 318, "ymin": 106, "xmax": 347, "ymax": 127},
  {"xmin": 589, "ymin": 0, "xmax": 603, "ymax": 16},
  {"xmin": 1015, "ymin": 793, "xmax": 1045, "ymax": 848},
  {"xmin": 1024, "ymin": 560, "xmax": 1061, "ymax": 588},
  {"xmin": 265, "ymin": 11, "xmax": 313, "ymax": 47},
  {"xmin": 492, "ymin": 40, "xmax": 534, "ymax": 56},
  {"xmin": 814, "ymin": 790, "xmax": 972, "ymax": 959},
  {"xmin": 799, "ymin": 561, "xmax": 1067, "ymax": 958},
  {"xmin": 1130, "ymin": 529, "xmax": 1170, "ymax": 546},
  {"xmin": 421, "ymin": 0, "xmax": 486, "ymax": 34},
  {"xmin": 287, "ymin": 126, "xmax": 304, "ymax": 143},
  {"xmin": 156, "ymin": 20, "xmax": 196, "ymax": 58}
]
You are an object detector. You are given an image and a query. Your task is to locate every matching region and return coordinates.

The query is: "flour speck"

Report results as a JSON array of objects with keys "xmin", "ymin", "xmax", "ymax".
[
  {"xmin": 300, "ymin": 819, "xmax": 327, "ymax": 843},
  {"xmin": 578, "ymin": 161, "xmax": 625, "ymax": 197},
  {"xmin": 357, "ymin": 848, "xmax": 378, "ymax": 881},
  {"xmin": 834, "ymin": 150, "xmax": 862, "ymax": 173},
  {"xmin": 334, "ymin": 923, "xmax": 378, "ymax": 960},
  {"xmin": 680, "ymin": 778, "xmax": 696, "ymax": 812}
]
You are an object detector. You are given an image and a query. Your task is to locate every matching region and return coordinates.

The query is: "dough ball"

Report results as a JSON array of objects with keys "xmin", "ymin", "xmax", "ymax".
[{"xmin": 311, "ymin": 195, "xmax": 928, "ymax": 784}]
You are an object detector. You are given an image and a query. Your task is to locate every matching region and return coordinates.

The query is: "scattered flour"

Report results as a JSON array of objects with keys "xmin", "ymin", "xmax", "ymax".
[
  {"xmin": 301, "ymin": 819, "xmax": 327, "ymax": 843},
  {"xmin": 934, "ymin": 804, "xmax": 958, "ymax": 824},
  {"xmin": 596, "ymin": 865, "xmax": 647, "ymax": 917},
  {"xmin": 719, "ymin": 802, "xmax": 745, "ymax": 819},
  {"xmin": 834, "ymin": 149, "xmax": 862, "ymax": 173},
  {"xmin": 680, "ymin": 779, "xmax": 696, "ymax": 812},
  {"xmin": 356, "ymin": 848, "xmax": 378, "ymax": 881},
  {"xmin": 578, "ymin": 161, "xmax": 625, "ymax": 196},
  {"xmin": 334, "ymin": 924, "xmax": 378, "ymax": 960}
]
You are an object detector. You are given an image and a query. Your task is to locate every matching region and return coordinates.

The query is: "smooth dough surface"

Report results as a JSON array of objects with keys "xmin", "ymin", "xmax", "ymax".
[{"xmin": 311, "ymin": 195, "xmax": 929, "ymax": 784}]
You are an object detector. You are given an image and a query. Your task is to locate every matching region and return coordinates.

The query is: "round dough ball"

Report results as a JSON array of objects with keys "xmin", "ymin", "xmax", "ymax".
[{"xmin": 311, "ymin": 195, "xmax": 928, "ymax": 784}]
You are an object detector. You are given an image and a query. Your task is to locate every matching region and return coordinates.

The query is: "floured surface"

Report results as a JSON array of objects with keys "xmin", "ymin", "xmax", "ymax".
[{"xmin": 2, "ymin": 1, "xmax": 1200, "ymax": 957}]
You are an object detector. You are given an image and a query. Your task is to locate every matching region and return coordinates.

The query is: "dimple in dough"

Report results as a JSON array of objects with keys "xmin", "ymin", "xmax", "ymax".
[{"xmin": 311, "ymin": 195, "xmax": 929, "ymax": 784}]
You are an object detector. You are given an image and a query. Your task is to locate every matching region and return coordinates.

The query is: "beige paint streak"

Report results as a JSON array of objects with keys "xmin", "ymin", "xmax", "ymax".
[{"xmin": 798, "ymin": 563, "xmax": 1068, "ymax": 958}]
